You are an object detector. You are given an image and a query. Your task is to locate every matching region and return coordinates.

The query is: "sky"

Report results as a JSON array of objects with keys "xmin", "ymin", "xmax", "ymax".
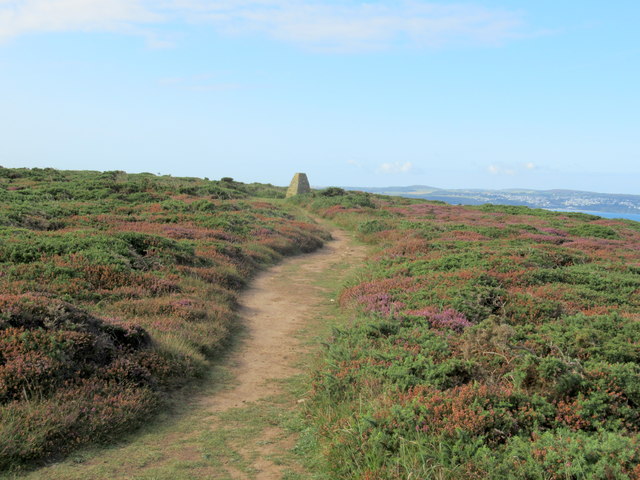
[{"xmin": 0, "ymin": 1, "xmax": 638, "ymax": 193}]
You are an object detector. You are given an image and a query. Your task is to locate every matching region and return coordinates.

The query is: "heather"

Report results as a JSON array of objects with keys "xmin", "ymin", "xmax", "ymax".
[
  {"xmin": 295, "ymin": 191, "xmax": 640, "ymax": 479},
  {"xmin": 0, "ymin": 167, "xmax": 329, "ymax": 470}
]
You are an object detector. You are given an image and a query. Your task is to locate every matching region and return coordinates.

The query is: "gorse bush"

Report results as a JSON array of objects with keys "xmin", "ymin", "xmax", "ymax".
[
  {"xmin": 319, "ymin": 187, "xmax": 347, "ymax": 197},
  {"xmin": 298, "ymin": 195, "xmax": 640, "ymax": 479},
  {"xmin": 0, "ymin": 167, "xmax": 329, "ymax": 470}
]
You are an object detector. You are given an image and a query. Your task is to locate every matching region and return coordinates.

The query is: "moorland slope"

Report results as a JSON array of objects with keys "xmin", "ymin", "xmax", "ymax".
[
  {"xmin": 292, "ymin": 191, "xmax": 640, "ymax": 479},
  {"xmin": 0, "ymin": 168, "xmax": 329, "ymax": 470},
  {"xmin": 3, "ymin": 170, "xmax": 640, "ymax": 480}
]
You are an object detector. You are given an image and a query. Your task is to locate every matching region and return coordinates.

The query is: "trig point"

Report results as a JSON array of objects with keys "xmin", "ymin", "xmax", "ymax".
[{"xmin": 285, "ymin": 173, "xmax": 311, "ymax": 198}]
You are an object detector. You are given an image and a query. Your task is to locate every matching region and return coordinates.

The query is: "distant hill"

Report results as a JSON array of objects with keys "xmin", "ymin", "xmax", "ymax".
[{"xmin": 341, "ymin": 185, "xmax": 640, "ymax": 214}]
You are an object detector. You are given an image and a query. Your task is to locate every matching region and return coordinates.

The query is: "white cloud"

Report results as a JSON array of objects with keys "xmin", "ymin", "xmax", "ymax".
[
  {"xmin": 487, "ymin": 162, "xmax": 538, "ymax": 176},
  {"xmin": 0, "ymin": 0, "xmax": 525, "ymax": 51},
  {"xmin": 185, "ymin": 1, "xmax": 524, "ymax": 52},
  {"xmin": 0, "ymin": 0, "xmax": 161, "ymax": 42},
  {"xmin": 487, "ymin": 164, "xmax": 515, "ymax": 175},
  {"xmin": 377, "ymin": 161, "xmax": 414, "ymax": 174}
]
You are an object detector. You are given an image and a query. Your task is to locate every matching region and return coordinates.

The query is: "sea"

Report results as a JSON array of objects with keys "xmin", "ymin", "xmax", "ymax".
[{"xmin": 547, "ymin": 209, "xmax": 640, "ymax": 222}]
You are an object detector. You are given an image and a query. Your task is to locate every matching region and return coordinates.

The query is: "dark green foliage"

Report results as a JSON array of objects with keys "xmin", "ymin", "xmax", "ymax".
[
  {"xmin": 358, "ymin": 219, "xmax": 390, "ymax": 235},
  {"xmin": 289, "ymin": 191, "xmax": 377, "ymax": 209},
  {"xmin": 319, "ymin": 187, "xmax": 347, "ymax": 197},
  {"xmin": 569, "ymin": 223, "xmax": 620, "ymax": 239}
]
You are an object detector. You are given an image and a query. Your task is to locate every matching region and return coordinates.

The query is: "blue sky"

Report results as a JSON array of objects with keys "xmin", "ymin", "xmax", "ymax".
[{"xmin": 0, "ymin": 1, "xmax": 638, "ymax": 193}]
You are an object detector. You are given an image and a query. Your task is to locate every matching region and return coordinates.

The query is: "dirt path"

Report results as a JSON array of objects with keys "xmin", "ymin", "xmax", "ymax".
[
  {"xmin": 17, "ymin": 225, "xmax": 368, "ymax": 480},
  {"xmin": 198, "ymin": 225, "xmax": 368, "ymax": 478},
  {"xmin": 205, "ymin": 228, "xmax": 352, "ymax": 412}
]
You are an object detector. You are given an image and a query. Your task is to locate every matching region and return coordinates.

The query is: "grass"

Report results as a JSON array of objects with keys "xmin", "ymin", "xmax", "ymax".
[{"xmin": 0, "ymin": 167, "xmax": 331, "ymax": 471}]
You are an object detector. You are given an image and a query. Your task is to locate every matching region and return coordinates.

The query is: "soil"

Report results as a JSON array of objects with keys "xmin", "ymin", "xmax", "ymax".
[{"xmin": 204, "ymin": 227, "xmax": 363, "ymax": 413}]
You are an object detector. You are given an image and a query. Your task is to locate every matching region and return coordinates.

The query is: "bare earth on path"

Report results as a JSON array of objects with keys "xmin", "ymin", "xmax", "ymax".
[{"xmin": 13, "ymin": 225, "xmax": 368, "ymax": 480}]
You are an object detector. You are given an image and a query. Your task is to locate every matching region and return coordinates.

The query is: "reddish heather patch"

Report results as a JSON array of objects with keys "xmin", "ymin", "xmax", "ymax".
[{"xmin": 403, "ymin": 307, "xmax": 472, "ymax": 332}]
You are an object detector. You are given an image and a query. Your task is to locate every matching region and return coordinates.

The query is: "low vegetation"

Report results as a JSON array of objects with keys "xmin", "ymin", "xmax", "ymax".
[
  {"xmin": 4, "ymin": 170, "xmax": 640, "ymax": 478},
  {"xmin": 293, "ymin": 190, "xmax": 640, "ymax": 479},
  {"xmin": 0, "ymin": 167, "xmax": 329, "ymax": 470}
]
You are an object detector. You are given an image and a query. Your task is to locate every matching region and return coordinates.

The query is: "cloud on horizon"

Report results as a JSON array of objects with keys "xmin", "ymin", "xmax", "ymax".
[
  {"xmin": 0, "ymin": 0, "xmax": 526, "ymax": 51},
  {"xmin": 487, "ymin": 162, "xmax": 538, "ymax": 176},
  {"xmin": 377, "ymin": 161, "xmax": 415, "ymax": 174}
]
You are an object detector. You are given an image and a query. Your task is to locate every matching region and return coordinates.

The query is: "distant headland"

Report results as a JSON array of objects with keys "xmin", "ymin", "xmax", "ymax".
[{"xmin": 340, "ymin": 185, "xmax": 640, "ymax": 216}]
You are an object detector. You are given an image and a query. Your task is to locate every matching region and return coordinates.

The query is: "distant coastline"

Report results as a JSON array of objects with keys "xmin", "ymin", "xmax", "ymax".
[
  {"xmin": 344, "ymin": 185, "xmax": 640, "ymax": 220},
  {"xmin": 546, "ymin": 209, "xmax": 640, "ymax": 222}
]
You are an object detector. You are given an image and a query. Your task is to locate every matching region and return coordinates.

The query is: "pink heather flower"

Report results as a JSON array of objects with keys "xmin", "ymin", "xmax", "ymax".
[{"xmin": 404, "ymin": 307, "xmax": 472, "ymax": 332}]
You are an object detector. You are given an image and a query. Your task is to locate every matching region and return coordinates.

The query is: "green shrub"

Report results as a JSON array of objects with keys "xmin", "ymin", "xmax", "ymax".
[
  {"xmin": 319, "ymin": 187, "xmax": 346, "ymax": 197},
  {"xmin": 569, "ymin": 223, "xmax": 620, "ymax": 239},
  {"xmin": 358, "ymin": 219, "xmax": 389, "ymax": 234}
]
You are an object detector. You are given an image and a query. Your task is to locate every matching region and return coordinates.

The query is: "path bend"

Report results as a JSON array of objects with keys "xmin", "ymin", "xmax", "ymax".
[{"xmin": 17, "ymin": 225, "xmax": 367, "ymax": 480}]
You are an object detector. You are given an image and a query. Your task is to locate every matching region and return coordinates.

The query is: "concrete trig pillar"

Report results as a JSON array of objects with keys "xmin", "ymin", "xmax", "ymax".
[{"xmin": 285, "ymin": 173, "xmax": 311, "ymax": 198}]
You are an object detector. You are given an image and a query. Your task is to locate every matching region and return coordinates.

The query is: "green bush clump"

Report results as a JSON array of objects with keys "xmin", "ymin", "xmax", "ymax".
[
  {"xmin": 319, "ymin": 187, "xmax": 347, "ymax": 197},
  {"xmin": 569, "ymin": 223, "xmax": 620, "ymax": 239},
  {"xmin": 0, "ymin": 294, "xmax": 174, "ymax": 468},
  {"xmin": 358, "ymin": 219, "xmax": 390, "ymax": 234}
]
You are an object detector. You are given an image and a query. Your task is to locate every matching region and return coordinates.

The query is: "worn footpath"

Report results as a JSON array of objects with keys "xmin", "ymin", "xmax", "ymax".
[{"xmin": 11, "ymin": 226, "xmax": 367, "ymax": 480}]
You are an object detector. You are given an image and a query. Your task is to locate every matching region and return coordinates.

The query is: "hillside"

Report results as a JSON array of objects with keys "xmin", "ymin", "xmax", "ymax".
[
  {"xmin": 0, "ymin": 167, "xmax": 329, "ymax": 470},
  {"xmin": 3, "ymin": 172, "xmax": 640, "ymax": 479},
  {"xmin": 290, "ymin": 191, "xmax": 640, "ymax": 479}
]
